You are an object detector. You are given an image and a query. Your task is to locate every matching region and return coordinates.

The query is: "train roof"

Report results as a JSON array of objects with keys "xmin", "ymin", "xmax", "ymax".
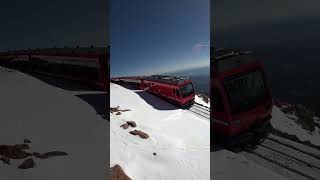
[
  {"xmin": 144, "ymin": 75, "xmax": 191, "ymax": 85},
  {"xmin": 212, "ymin": 48, "xmax": 259, "ymax": 73}
]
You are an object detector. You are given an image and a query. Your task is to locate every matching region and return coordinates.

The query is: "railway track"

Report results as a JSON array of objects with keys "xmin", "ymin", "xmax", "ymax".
[
  {"xmin": 241, "ymin": 135, "xmax": 320, "ymax": 180},
  {"xmin": 187, "ymin": 103, "xmax": 210, "ymax": 120}
]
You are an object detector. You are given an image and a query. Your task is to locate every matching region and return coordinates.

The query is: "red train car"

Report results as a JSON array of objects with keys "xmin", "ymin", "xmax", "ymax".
[
  {"xmin": 211, "ymin": 48, "xmax": 273, "ymax": 146},
  {"xmin": 112, "ymin": 75, "xmax": 195, "ymax": 108},
  {"xmin": 0, "ymin": 47, "xmax": 109, "ymax": 91}
]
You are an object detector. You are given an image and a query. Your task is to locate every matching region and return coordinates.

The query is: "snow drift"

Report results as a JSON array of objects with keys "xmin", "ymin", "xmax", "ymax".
[
  {"xmin": 0, "ymin": 67, "xmax": 108, "ymax": 180},
  {"xmin": 110, "ymin": 83, "xmax": 210, "ymax": 180}
]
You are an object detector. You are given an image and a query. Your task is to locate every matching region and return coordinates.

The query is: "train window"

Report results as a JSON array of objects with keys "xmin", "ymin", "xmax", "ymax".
[
  {"xmin": 87, "ymin": 61, "xmax": 97, "ymax": 68},
  {"xmin": 223, "ymin": 70, "xmax": 267, "ymax": 114},
  {"xmin": 212, "ymin": 87, "xmax": 224, "ymax": 111},
  {"xmin": 180, "ymin": 83, "xmax": 194, "ymax": 98},
  {"xmin": 176, "ymin": 89, "xmax": 180, "ymax": 98}
]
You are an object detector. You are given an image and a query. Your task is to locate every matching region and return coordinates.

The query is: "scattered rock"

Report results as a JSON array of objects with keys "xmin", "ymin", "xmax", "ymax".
[
  {"xmin": 120, "ymin": 124, "xmax": 129, "ymax": 129},
  {"xmin": 0, "ymin": 156, "xmax": 10, "ymax": 165},
  {"xmin": 110, "ymin": 106, "xmax": 131, "ymax": 114},
  {"xmin": 0, "ymin": 145, "xmax": 30, "ymax": 159},
  {"xmin": 121, "ymin": 109, "xmax": 131, "ymax": 112},
  {"xmin": 33, "ymin": 151, "xmax": 68, "ymax": 159},
  {"xmin": 14, "ymin": 144, "xmax": 30, "ymax": 150},
  {"xmin": 24, "ymin": 139, "xmax": 32, "ymax": 144},
  {"xmin": 32, "ymin": 152, "xmax": 42, "ymax": 158},
  {"xmin": 129, "ymin": 130, "xmax": 149, "ymax": 139},
  {"xmin": 0, "ymin": 141, "xmax": 68, "ymax": 168},
  {"xmin": 197, "ymin": 93, "xmax": 210, "ymax": 103},
  {"xmin": 277, "ymin": 101, "xmax": 316, "ymax": 132},
  {"xmin": 138, "ymin": 131, "xmax": 149, "ymax": 139},
  {"xmin": 129, "ymin": 130, "xmax": 139, "ymax": 136},
  {"xmin": 110, "ymin": 106, "xmax": 120, "ymax": 113},
  {"xmin": 18, "ymin": 158, "xmax": 35, "ymax": 169},
  {"xmin": 111, "ymin": 164, "xmax": 132, "ymax": 180},
  {"xmin": 153, "ymin": 152, "xmax": 156, "ymax": 156},
  {"xmin": 127, "ymin": 121, "xmax": 136, "ymax": 128}
]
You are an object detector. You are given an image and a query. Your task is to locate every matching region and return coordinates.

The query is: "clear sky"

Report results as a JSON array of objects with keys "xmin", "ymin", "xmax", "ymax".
[
  {"xmin": 0, "ymin": 0, "xmax": 108, "ymax": 51},
  {"xmin": 212, "ymin": 0, "xmax": 320, "ymax": 48},
  {"xmin": 110, "ymin": 0, "xmax": 209, "ymax": 77}
]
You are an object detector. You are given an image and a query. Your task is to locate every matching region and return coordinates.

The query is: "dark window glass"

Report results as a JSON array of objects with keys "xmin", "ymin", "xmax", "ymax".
[
  {"xmin": 223, "ymin": 70, "xmax": 268, "ymax": 114},
  {"xmin": 179, "ymin": 83, "xmax": 194, "ymax": 98},
  {"xmin": 176, "ymin": 89, "xmax": 180, "ymax": 97},
  {"xmin": 212, "ymin": 87, "xmax": 224, "ymax": 112}
]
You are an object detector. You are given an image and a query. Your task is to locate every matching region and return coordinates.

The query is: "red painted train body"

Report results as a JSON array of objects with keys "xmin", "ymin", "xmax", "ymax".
[
  {"xmin": 211, "ymin": 48, "xmax": 273, "ymax": 145},
  {"xmin": 111, "ymin": 75, "xmax": 195, "ymax": 108},
  {"xmin": 0, "ymin": 47, "xmax": 109, "ymax": 91}
]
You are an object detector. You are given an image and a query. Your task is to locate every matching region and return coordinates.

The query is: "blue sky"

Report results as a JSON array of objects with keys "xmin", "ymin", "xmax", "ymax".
[
  {"xmin": 110, "ymin": 0, "xmax": 209, "ymax": 77},
  {"xmin": 212, "ymin": 0, "xmax": 320, "ymax": 48},
  {"xmin": 0, "ymin": 0, "xmax": 108, "ymax": 51}
]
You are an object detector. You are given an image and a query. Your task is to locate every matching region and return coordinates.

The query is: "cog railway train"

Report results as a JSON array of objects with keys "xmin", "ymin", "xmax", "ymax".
[
  {"xmin": 0, "ymin": 47, "xmax": 109, "ymax": 91},
  {"xmin": 211, "ymin": 48, "xmax": 273, "ymax": 146},
  {"xmin": 111, "ymin": 75, "xmax": 196, "ymax": 108}
]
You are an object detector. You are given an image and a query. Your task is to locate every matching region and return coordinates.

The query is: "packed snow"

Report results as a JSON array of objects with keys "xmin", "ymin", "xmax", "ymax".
[
  {"xmin": 0, "ymin": 67, "xmax": 108, "ymax": 180},
  {"xmin": 271, "ymin": 106, "xmax": 320, "ymax": 146},
  {"xmin": 110, "ymin": 83, "xmax": 210, "ymax": 180},
  {"xmin": 211, "ymin": 149, "xmax": 288, "ymax": 180},
  {"xmin": 195, "ymin": 95, "xmax": 210, "ymax": 108}
]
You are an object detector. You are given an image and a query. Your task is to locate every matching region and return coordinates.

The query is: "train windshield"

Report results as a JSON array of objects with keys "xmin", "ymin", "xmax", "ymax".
[
  {"xmin": 223, "ymin": 69, "xmax": 268, "ymax": 114},
  {"xmin": 180, "ymin": 83, "xmax": 194, "ymax": 97}
]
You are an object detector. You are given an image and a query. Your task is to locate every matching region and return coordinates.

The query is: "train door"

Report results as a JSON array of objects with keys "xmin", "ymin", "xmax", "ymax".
[
  {"xmin": 172, "ymin": 88, "xmax": 178, "ymax": 99},
  {"xmin": 175, "ymin": 88, "xmax": 182, "ymax": 100},
  {"xmin": 172, "ymin": 88, "xmax": 176, "ymax": 99},
  {"xmin": 98, "ymin": 55, "xmax": 107, "ymax": 89},
  {"xmin": 212, "ymin": 82, "xmax": 230, "ymax": 136}
]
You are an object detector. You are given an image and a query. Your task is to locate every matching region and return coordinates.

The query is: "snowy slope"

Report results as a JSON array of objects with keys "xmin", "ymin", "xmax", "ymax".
[
  {"xmin": 110, "ymin": 83, "xmax": 210, "ymax": 180},
  {"xmin": 211, "ymin": 150, "xmax": 288, "ymax": 180},
  {"xmin": 271, "ymin": 106, "xmax": 320, "ymax": 146},
  {"xmin": 0, "ymin": 67, "xmax": 108, "ymax": 180},
  {"xmin": 195, "ymin": 95, "xmax": 210, "ymax": 108}
]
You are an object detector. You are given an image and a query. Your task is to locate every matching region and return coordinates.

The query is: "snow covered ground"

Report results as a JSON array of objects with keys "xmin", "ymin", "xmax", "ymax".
[
  {"xmin": 0, "ymin": 67, "xmax": 108, "ymax": 180},
  {"xmin": 110, "ymin": 83, "xmax": 293, "ymax": 180},
  {"xmin": 195, "ymin": 95, "xmax": 210, "ymax": 108},
  {"xmin": 110, "ymin": 83, "xmax": 210, "ymax": 180},
  {"xmin": 271, "ymin": 106, "xmax": 320, "ymax": 146},
  {"xmin": 211, "ymin": 149, "xmax": 289, "ymax": 180}
]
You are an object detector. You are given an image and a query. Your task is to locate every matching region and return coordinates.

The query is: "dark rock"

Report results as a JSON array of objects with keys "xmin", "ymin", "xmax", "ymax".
[
  {"xmin": 116, "ymin": 112, "xmax": 121, "ymax": 115},
  {"xmin": 0, "ymin": 156, "xmax": 10, "ymax": 165},
  {"xmin": 33, "ymin": 151, "xmax": 68, "ymax": 159},
  {"xmin": 24, "ymin": 139, "xmax": 32, "ymax": 144},
  {"xmin": 32, "ymin": 152, "xmax": 42, "ymax": 158},
  {"xmin": 129, "ymin": 130, "xmax": 139, "ymax": 136},
  {"xmin": 0, "ymin": 145, "xmax": 29, "ymax": 159},
  {"xmin": 14, "ymin": 144, "xmax": 30, "ymax": 150},
  {"xmin": 129, "ymin": 130, "xmax": 149, "ymax": 139},
  {"xmin": 126, "ymin": 121, "xmax": 136, "ymax": 128},
  {"xmin": 120, "ymin": 124, "xmax": 129, "ymax": 129},
  {"xmin": 111, "ymin": 164, "xmax": 132, "ymax": 180},
  {"xmin": 110, "ymin": 106, "xmax": 120, "ymax": 113},
  {"xmin": 120, "ymin": 109, "xmax": 131, "ymax": 112},
  {"xmin": 18, "ymin": 158, "xmax": 35, "ymax": 169},
  {"xmin": 137, "ymin": 131, "xmax": 149, "ymax": 139},
  {"xmin": 153, "ymin": 152, "xmax": 156, "ymax": 156}
]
